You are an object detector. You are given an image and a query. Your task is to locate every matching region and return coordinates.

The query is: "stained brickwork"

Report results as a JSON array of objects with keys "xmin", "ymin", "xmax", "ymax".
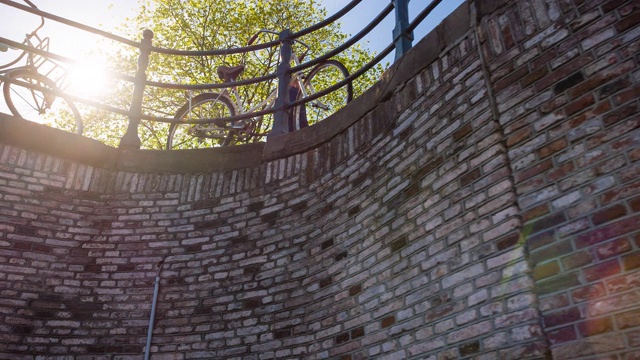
[
  {"xmin": 476, "ymin": 0, "xmax": 640, "ymax": 358},
  {"xmin": 0, "ymin": 0, "xmax": 638, "ymax": 359}
]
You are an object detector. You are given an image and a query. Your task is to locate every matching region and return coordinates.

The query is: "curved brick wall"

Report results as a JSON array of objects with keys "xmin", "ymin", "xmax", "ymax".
[{"xmin": 1, "ymin": 0, "xmax": 639, "ymax": 359}]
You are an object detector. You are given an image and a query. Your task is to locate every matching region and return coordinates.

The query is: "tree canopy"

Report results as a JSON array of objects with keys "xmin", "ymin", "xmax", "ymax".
[{"xmin": 53, "ymin": 0, "xmax": 383, "ymax": 149}]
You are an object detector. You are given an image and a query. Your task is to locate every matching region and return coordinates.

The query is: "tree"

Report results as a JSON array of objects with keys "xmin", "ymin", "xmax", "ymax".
[{"xmin": 52, "ymin": 0, "xmax": 383, "ymax": 149}]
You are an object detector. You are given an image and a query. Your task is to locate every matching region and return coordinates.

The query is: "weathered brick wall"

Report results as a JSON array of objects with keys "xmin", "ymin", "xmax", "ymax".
[
  {"xmin": 476, "ymin": 0, "xmax": 640, "ymax": 358},
  {"xmin": 0, "ymin": 0, "xmax": 638, "ymax": 359}
]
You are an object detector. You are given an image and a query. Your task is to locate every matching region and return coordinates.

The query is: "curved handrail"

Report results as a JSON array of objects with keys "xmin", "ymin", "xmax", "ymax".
[{"xmin": 0, "ymin": 0, "xmax": 140, "ymax": 48}]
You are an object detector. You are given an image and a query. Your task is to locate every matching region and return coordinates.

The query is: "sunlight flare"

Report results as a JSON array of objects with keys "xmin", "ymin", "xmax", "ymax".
[{"xmin": 68, "ymin": 57, "xmax": 111, "ymax": 98}]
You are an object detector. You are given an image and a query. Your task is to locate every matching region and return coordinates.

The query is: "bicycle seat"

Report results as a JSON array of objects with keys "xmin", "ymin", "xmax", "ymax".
[{"xmin": 217, "ymin": 65, "xmax": 245, "ymax": 82}]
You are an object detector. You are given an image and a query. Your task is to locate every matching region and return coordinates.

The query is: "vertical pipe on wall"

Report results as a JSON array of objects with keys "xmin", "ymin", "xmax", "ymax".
[{"xmin": 144, "ymin": 258, "xmax": 165, "ymax": 360}]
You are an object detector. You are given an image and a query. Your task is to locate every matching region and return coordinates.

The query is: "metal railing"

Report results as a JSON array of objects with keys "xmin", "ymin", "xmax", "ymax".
[{"xmin": 0, "ymin": 0, "xmax": 447, "ymax": 150}]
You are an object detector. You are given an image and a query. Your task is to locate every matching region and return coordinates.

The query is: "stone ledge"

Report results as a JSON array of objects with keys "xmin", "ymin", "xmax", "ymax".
[{"xmin": 0, "ymin": 114, "xmax": 264, "ymax": 173}]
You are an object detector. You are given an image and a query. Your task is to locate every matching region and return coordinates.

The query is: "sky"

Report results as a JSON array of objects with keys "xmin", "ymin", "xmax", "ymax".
[{"xmin": 0, "ymin": 0, "xmax": 464, "ymax": 113}]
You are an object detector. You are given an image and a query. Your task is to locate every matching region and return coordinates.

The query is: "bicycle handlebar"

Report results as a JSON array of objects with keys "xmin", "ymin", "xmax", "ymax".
[{"xmin": 22, "ymin": 0, "xmax": 45, "ymax": 37}]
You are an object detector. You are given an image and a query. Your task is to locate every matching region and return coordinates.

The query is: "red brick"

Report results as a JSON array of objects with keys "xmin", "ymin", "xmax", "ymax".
[
  {"xmin": 538, "ymin": 138, "xmax": 568, "ymax": 158},
  {"xmin": 613, "ymin": 85, "xmax": 640, "ymax": 105},
  {"xmin": 606, "ymin": 269, "xmax": 640, "ymax": 295},
  {"xmin": 596, "ymin": 157, "xmax": 627, "ymax": 178},
  {"xmin": 569, "ymin": 101, "xmax": 612, "ymax": 130},
  {"xmin": 336, "ymin": 332, "xmax": 350, "ymax": 344},
  {"xmin": 564, "ymin": 94, "xmax": 596, "ymax": 116},
  {"xmin": 631, "ymin": 195, "xmax": 640, "ymax": 212},
  {"xmin": 514, "ymin": 159, "xmax": 552, "ymax": 183},
  {"xmin": 612, "ymin": 133, "xmax": 640, "ymax": 153},
  {"xmin": 32, "ymin": 244, "xmax": 52, "ymax": 253},
  {"xmin": 603, "ymin": 102, "xmax": 638, "ymax": 126},
  {"xmin": 540, "ymin": 95, "xmax": 569, "ymax": 114},
  {"xmin": 584, "ymin": 258, "xmax": 622, "ymax": 282},
  {"xmin": 495, "ymin": 65, "xmax": 530, "ymax": 92},
  {"xmin": 548, "ymin": 325, "xmax": 577, "ymax": 345},
  {"xmin": 548, "ymin": 162, "xmax": 575, "ymax": 182},
  {"xmin": 576, "ymin": 317, "xmax": 613, "ymax": 336},
  {"xmin": 536, "ymin": 54, "xmax": 595, "ymax": 92},
  {"xmin": 381, "ymin": 316, "xmax": 395, "ymax": 328},
  {"xmin": 452, "ymin": 123, "xmax": 473, "ymax": 141},
  {"xmin": 615, "ymin": 10, "xmax": 640, "ymax": 33},
  {"xmin": 571, "ymin": 282, "xmax": 607, "ymax": 303},
  {"xmin": 521, "ymin": 66, "xmax": 549, "ymax": 88},
  {"xmin": 543, "ymin": 306, "xmax": 582, "ymax": 328},
  {"xmin": 601, "ymin": 0, "xmax": 622, "ymax": 13},
  {"xmin": 532, "ymin": 49, "xmax": 558, "ymax": 70},
  {"xmin": 516, "ymin": 174, "xmax": 546, "ymax": 195},
  {"xmin": 631, "ymin": 146, "xmax": 640, "ymax": 162},
  {"xmin": 523, "ymin": 204, "xmax": 551, "ymax": 224},
  {"xmin": 623, "ymin": 252, "xmax": 640, "ymax": 270},
  {"xmin": 351, "ymin": 326, "xmax": 364, "ymax": 339},
  {"xmin": 592, "ymin": 204, "xmax": 627, "ymax": 225},
  {"xmin": 596, "ymin": 237, "xmax": 632, "ymax": 260},
  {"xmin": 567, "ymin": 74, "xmax": 608, "ymax": 100},
  {"xmin": 460, "ymin": 168, "xmax": 482, "ymax": 187},
  {"xmin": 601, "ymin": 182, "xmax": 640, "ymax": 204},
  {"xmin": 578, "ymin": 0, "xmax": 609, "ymax": 13},
  {"xmin": 506, "ymin": 127, "xmax": 532, "ymax": 147},
  {"xmin": 12, "ymin": 241, "xmax": 32, "ymax": 251},
  {"xmin": 576, "ymin": 215, "xmax": 640, "ymax": 248},
  {"xmin": 558, "ymin": 13, "xmax": 617, "ymax": 53},
  {"xmin": 497, "ymin": 233, "xmax": 520, "ymax": 250},
  {"xmin": 612, "ymin": 162, "xmax": 640, "ymax": 183},
  {"xmin": 599, "ymin": 76, "xmax": 633, "ymax": 100},
  {"xmin": 616, "ymin": 309, "xmax": 640, "ymax": 329}
]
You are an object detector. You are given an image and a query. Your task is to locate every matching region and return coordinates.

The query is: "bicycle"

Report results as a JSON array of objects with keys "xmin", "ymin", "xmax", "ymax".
[
  {"xmin": 0, "ymin": 0, "xmax": 82, "ymax": 134},
  {"xmin": 166, "ymin": 29, "xmax": 353, "ymax": 149}
]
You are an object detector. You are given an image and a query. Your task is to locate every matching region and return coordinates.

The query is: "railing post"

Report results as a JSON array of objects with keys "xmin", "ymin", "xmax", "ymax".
[
  {"xmin": 119, "ymin": 29, "xmax": 153, "ymax": 150},
  {"xmin": 393, "ymin": 0, "xmax": 413, "ymax": 61},
  {"xmin": 269, "ymin": 29, "xmax": 293, "ymax": 139}
]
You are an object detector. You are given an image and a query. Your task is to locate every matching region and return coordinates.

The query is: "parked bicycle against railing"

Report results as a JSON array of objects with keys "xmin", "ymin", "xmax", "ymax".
[
  {"xmin": 166, "ymin": 29, "xmax": 353, "ymax": 149},
  {"xmin": 0, "ymin": 0, "xmax": 82, "ymax": 134}
]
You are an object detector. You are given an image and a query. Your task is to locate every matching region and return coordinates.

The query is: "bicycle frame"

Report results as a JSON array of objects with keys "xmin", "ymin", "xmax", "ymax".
[
  {"xmin": 222, "ymin": 70, "xmax": 308, "ymax": 121},
  {"xmin": 169, "ymin": 29, "xmax": 353, "ymax": 148},
  {"xmin": 186, "ymin": 31, "xmax": 312, "ymax": 134}
]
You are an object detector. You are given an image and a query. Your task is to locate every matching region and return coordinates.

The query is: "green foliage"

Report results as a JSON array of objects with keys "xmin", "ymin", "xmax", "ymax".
[{"xmin": 59, "ymin": 0, "xmax": 383, "ymax": 149}]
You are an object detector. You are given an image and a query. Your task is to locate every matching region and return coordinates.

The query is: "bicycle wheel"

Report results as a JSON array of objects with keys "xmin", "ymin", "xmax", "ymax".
[
  {"xmin": 3, "ymin": 68, "xmax": 83, "ymax": 135},
  {"xmin": 167, "ymin": 92, "xmax": 236, "ymax": 149},
  {"xmin": 298, "ymin": 59, "xmax": 353, "ymax": 128}
]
